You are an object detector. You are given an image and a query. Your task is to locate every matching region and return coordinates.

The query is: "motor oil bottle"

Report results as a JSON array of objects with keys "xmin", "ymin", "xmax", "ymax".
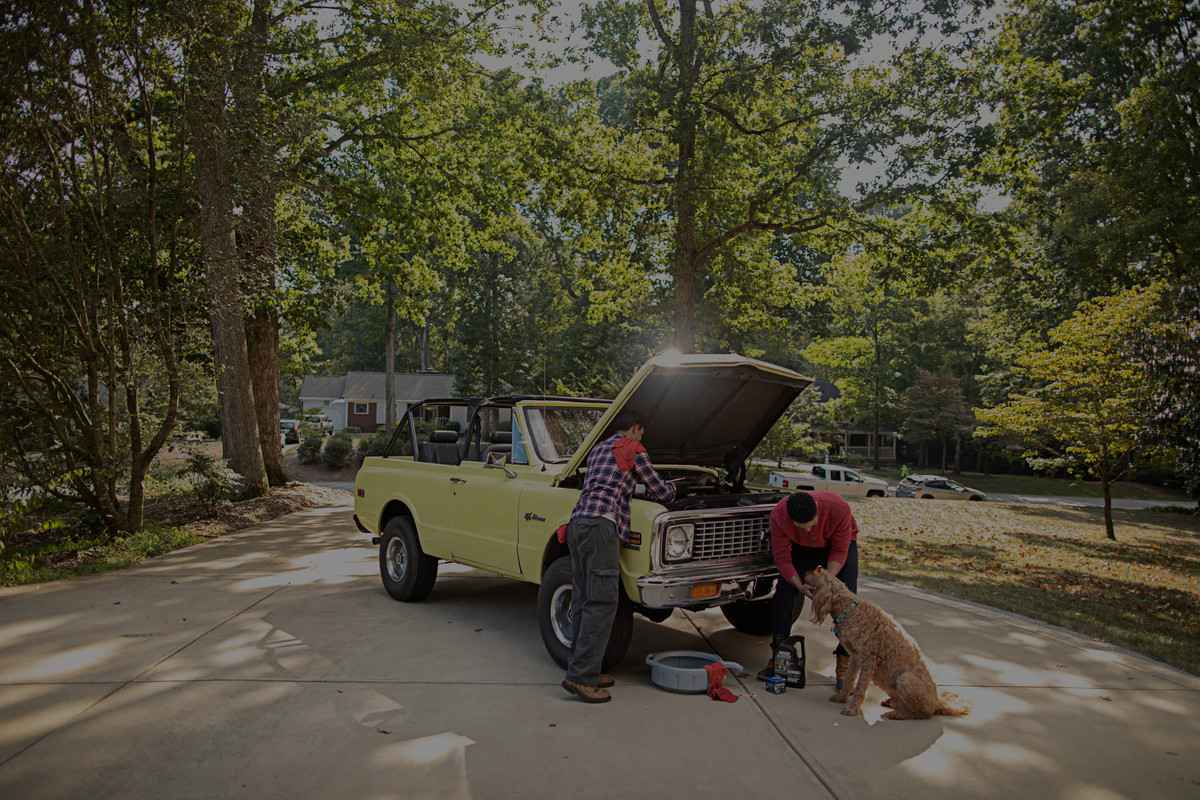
[{"xmin": 773, "ymin": 634, "xmax": 806, "ymax": 689}]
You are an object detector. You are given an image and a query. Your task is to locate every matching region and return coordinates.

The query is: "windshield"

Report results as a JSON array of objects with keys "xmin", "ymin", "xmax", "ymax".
[{"xmin": 523, "ymin": 405, "xmax": 607, "ymax": 463}]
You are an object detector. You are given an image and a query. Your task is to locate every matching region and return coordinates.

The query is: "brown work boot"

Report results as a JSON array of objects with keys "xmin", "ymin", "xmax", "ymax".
[
  {"xmin": 834, "ymin": 654, "xmax": 849, "ymax": 692},
  {"xmin": 562, "ymin": 679, "xmax": 612, "ymax": 703},
  {"xmin": 596, "ymin": 674, "xmax": 615, "ymax": 688}
]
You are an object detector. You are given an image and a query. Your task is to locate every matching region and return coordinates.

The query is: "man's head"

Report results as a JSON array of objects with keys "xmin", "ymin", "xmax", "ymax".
[
  {"xmin": 612, "ymin": 409, "xmax": 647, "ymax": 442},
  {"xmin": 785, "ymin": 491, "xmax": 818, "ymax": 531}
]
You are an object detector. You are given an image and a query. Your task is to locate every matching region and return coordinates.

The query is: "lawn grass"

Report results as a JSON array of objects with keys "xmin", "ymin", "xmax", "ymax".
[{"xmin": 848, "ymin": 498, "xmax": 1200, "ymax": 675}]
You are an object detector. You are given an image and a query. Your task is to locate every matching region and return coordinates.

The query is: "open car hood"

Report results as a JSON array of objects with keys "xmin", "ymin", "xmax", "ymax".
[{"xmin": 559, "ymin": 353, "xmax": 812, "ymax": 482}]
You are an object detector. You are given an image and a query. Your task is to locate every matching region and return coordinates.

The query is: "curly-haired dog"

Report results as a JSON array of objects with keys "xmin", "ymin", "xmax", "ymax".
[{"xmin": 803, "ymin": 567, "xmax": 967, "ymax": 720}]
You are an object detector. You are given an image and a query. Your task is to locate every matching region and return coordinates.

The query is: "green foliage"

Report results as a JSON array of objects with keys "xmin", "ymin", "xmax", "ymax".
[
  {"xmin": 322, "ymin": 432, "xmax": 355, "ymax": 470},
  {"xmin": 185, "ymin": 453, "xmax": 244, "ymax": 514},
  {"xmin": 357, "ymin": 428, "xmax": 393, "ymax": 459},
  {"xmin": 1, "ymin": 524, "xmax": 205, "ymax": 587},
  {"xmin": 752, "ymin": 391, "xmax": 828, "ymax": 467},
  {"xmin": 976, "ymin": 287, "xmax": 1160, "ymax": 537},
  {"xmin": 298, "ymin": 434, "xmax": 324, "ymax": 465},
  {"xmin": 553, "ymin": 0, "xmax": 995, "ymax": 350}
]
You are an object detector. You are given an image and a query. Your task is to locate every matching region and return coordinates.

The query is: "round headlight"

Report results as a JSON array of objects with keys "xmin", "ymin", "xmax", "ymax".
[{"xmin": 664, "ymin": 524, "xmax": 694, "ymax": 561}]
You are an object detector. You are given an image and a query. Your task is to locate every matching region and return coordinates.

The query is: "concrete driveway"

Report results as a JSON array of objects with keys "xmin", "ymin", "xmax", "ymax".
[{"xmin": 2, "ymin": 495, "xmax": 1198, "ymax": 799}]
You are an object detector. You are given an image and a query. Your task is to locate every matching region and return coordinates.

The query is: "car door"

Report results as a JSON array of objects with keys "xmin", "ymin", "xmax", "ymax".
[{"xmin": 446, "ymin": 459, "xmax": 524, "ymax": 576}]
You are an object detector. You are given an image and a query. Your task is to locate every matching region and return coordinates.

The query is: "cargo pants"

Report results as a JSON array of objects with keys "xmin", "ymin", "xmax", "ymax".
[{"xmin": 564, "ymin": 516, "xmax": 620, "ymax": 686}]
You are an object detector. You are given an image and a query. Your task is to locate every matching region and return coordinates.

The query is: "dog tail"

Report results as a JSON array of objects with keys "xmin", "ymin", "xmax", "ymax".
[{"xmin": 935, "ymin": 692, "xmax": 971, "ymax": 717}]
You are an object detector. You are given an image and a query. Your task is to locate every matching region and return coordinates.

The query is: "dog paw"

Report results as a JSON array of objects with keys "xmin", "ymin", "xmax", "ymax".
[
  {"xmin": 828, "ymin": 693, "xmax": 846, "ymax": 704},
  {"xmin": 840, "ymin": 707, "xmax": 860, "ymax": 717}
]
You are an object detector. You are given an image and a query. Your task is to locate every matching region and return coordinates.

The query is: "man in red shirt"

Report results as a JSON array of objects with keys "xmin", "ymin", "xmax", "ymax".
[{"xmin": 757, "ymin": 490, "xmax": 860, "ymax": 690}]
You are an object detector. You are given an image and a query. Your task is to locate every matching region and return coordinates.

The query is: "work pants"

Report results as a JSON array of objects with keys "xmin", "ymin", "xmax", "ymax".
[{"xmin": 565, "ymin": 516, "xmax": 620, "ymax": 686}]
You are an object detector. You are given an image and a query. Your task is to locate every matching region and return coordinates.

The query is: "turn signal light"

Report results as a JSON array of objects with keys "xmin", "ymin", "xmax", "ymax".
[{"xmin": 689, "ymin": 583, "xmax": 719, "ymax": 600}]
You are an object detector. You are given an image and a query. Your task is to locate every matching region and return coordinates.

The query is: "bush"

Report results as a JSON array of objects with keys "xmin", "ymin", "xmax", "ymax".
[
  {"xmin": 298, "ymin": 433, "xmax": 324, "ymax": 465},
  {"xmin": 343, "ymin": 426, "xmax": 361, "ymax": 434},
  {"xmin": 185, "ymin": 452, "xmax": 243, "ymax": 512},
  {"xmin": 357, "ymin": 427, "xmax": 393, "ymax": 459},
  {"xmin": 322, "ymin": 432, "xmax": 354, "ymax": 470}
]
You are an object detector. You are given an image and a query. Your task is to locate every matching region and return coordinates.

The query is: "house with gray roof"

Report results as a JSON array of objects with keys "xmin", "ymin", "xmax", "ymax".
[{"xmin": 298, "ymin": 371, "xmax": 457, "ymax": 431}]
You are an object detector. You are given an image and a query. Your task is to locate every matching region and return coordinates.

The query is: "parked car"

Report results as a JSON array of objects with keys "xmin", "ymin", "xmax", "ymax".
[
  {"xmin": 280, "ymin": 419, "xmax": 300, "ymax": 444},
  {"xmin": 896, "ymin": 474, "xmax": 987, "ymax": 501},
  {"xmin": 302, "ymin": 413, "xmax": 334, "ymax": 436},
  {"xmin": 767, "ymin": 464, "xmax": 889, "ymax": 498},
  {"xmin": 353, "ymin": 353, "xmax": 815, "ymax": 670}
]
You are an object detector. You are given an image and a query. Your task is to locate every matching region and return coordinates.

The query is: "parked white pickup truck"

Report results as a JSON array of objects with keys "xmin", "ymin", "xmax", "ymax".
[{"xmin": 768, "ymin": 464, "xmax": 889, "ymax": 498}]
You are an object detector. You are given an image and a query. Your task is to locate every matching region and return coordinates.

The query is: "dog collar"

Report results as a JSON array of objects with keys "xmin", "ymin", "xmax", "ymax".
[{"xmin": 831, "ymin": 601, "xmax": 858, "ymax": 635}]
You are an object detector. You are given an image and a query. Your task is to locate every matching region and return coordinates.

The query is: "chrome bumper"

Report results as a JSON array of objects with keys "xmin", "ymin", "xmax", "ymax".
[{"xmin": 636, "ymin": 564, "xmax": 778, "ymax": 608}]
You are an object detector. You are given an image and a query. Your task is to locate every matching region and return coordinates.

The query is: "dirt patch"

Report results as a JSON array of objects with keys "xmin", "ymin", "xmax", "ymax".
[{"xmin": 146, "ymin": 481, "xmax": 350, "ymax": 538}]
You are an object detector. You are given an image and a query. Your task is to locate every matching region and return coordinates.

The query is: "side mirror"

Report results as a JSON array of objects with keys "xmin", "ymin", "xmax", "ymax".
[{"xmin": 485, "ymin": 453, "xmax": 517, "ymax": 478}]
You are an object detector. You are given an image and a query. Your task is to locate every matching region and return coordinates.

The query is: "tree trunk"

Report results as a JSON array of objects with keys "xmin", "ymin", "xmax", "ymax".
[
  {"xmin": 420, "ymin": 320, "xmax": 431, "ymax": 372},
  {"xmin": 190, "ymin": 18, "xmax": 268, "ymax": 498},
  {"xmin": 386, "ymin": 276, "xmax": 397, "ymax": 435},
  {"xmin": 1100, "ymin": 445, "xmax": 1116, "ymax": 540},
  {"xmin": 237, "ymin": 0, "xmax": 285, "ymax": 486},
  {"xmin": 672, "ymin": 0, "xmax": 699, "ymax": 354}
]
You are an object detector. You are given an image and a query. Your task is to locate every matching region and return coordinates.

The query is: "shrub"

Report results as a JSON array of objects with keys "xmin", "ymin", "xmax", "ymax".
[
  {"xmin": 185, "ymin": 452, "xmax": 243, "ymax": 512},
  {"xmin": 298, "ymin": 433, "xmax": 324, "ymax": 465},
  {"xmin": 322, "ymin": 432, "xmax": 354, "ymax": 470},
  {"xmin": 357, "ymin": 428, "xmax": 393, "ymax": 459},
  {"xmin": 343, "ymin": 426, "xmax": 361, "ymax": 434}
]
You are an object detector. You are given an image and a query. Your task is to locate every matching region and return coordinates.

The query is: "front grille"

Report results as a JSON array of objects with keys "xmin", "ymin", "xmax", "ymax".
[{"xmin": 692, "ymin": 513, "xmax": 772, "ymax": 561}]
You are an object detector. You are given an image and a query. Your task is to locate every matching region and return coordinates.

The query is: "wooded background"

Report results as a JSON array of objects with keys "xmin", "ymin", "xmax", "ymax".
[{"xmin": 1, "ymin": 0, "xmax": 1196, "ymax": 542}]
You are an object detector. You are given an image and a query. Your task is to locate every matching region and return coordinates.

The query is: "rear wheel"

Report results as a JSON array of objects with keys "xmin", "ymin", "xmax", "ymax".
[
  {"xmin": 379, "ymin": 517, "xmax": 438, "ymax": 601},
  {"xmin": 537, "ymin": 555, "xmax": 633, "ymax": 671}
]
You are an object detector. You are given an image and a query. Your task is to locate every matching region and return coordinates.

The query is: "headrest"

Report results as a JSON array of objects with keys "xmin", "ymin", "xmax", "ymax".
[
  {"xmin": 430, "ymin": 429, "xmax": 459, "ymax": 443},
  {"xmin": 490, "ymin": 430, "xmax": 512, "ymax": 444}
]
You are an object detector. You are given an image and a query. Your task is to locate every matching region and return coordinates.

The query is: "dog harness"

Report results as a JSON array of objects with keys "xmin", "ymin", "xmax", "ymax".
[{"xmin": 831, "ymin": 601, "xmax": 858, "ymax": 635}]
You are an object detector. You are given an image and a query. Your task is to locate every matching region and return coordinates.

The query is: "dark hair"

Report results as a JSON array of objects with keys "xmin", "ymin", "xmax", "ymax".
[
  {"xmin": 785, "ymin": 491, "xmax": 817, "ymax": 524},
  {"xmin": 612, "ymin": 409, "xmax": 646, "ymax": 433}
]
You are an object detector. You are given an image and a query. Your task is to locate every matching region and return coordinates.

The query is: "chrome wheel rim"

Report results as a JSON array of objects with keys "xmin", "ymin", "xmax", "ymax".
[
  {"xmin": 386, "ymin": 536, "xmax": 407, "ymax": 582},
  {"xmin": 550, "ymin": 584, "xmax": 573, "ymax": 648}
]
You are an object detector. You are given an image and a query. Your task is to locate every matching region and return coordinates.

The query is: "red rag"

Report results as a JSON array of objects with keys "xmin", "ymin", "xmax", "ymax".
[
  {"xmin": 611, "ymin": 437, "xmax": 646, "ymax": 471},
  {"xmin": 703, "ymin": 662, "xmax": 738, "ymax": 703},
  {"xmin": 556, "ymin": 523, "xmax": 568, "ymax": 544}
]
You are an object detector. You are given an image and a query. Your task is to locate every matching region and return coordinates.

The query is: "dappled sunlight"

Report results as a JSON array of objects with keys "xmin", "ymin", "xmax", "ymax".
[
  {"xmin": 14, "ymin": 642, "xmax": 122, "ymax": 683},
  {"xmin": 369, "ymin": 732, "xmax": 475, "ymax": 799},
  {"xmin": 901, "ymin": 729, "xmax": 1057, "ymax": 787}
]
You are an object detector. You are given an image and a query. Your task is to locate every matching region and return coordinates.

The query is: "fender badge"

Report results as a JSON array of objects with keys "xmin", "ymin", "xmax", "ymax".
[
  {"xmin": 524, "ymin": 512, "xmax": 546, "ymax": 522},
  {"xmin": 357, "ymin": 489, "xmax": 364, "ymax": 497}
]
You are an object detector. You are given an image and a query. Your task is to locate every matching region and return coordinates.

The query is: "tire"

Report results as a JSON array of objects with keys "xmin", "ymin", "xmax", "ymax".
[
  {"xmin": 969, "ymin": 495, "xmax": 983, "ymax": 501},
  {"xmin": 379, "ymin": 516, "xmax": 438, "ymax": 602},
  {"xmin": 720, "ymin": 590, "xmax": 803, "ymax": 636},
  {"xmin": 537, "ymin": 555, "xmax": 634, "ymax": 671},
  {"xmin": 867, "ymin": 490, "xmax": 886, "ymax": 498}
]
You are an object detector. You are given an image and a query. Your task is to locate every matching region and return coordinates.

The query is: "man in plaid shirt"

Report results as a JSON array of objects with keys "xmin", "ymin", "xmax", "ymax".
[{"xmin": 562, "ymin": 409, "xmax": 675, "ymax": 703}]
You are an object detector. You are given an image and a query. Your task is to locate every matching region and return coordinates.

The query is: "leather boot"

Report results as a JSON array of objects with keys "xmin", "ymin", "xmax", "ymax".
[
  {"xmin": 756, "ymin": 635, "xmax": 787, "ymax": 681},
  {"xmin": 562, "ymin": 679, "xmax": 611, "ymax": 703},
  {"xmin": 834, "ymin": 654, "xmax": 849, "ymax": 692}
]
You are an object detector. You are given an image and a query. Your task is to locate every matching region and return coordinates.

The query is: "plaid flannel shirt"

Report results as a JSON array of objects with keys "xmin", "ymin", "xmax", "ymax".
[{"xmin": 570, "ymin": 433, "xmax": 676, "ymax": 543}]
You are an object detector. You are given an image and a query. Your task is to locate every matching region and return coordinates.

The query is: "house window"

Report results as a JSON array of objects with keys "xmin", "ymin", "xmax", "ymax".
[{"xmin": 354, "ymin": 403, "xmax": 369, "ymax": 415}]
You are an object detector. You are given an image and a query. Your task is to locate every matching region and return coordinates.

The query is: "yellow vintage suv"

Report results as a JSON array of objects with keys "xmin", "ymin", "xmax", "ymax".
[{"xmin": 353, "ymin": 353, "xmax": 812, "ymax": 670}]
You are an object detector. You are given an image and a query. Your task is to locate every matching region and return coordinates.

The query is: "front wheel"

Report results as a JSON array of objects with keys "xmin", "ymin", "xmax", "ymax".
[
  {"xmin": 379, "ymin": 517, "xmax": 438, "ymax": 601},
  {"xmin": 537, "ymin": 555, "xmax": 633, "ymax": 671},
  {"xmin": 720, "ymin": 591, "xmax": 803, "ymax": 635}
]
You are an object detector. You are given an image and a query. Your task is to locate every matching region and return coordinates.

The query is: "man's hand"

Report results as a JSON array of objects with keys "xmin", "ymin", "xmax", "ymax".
[{"xmin": 790, "ymin": 574, "xmax": 814, "ymax": 599}]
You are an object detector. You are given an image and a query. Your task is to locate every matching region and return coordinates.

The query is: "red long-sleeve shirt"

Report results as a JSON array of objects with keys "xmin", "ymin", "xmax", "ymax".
[{"xmin": 769, "ymin": 491, "xmax": 858, "ymax": 583}]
